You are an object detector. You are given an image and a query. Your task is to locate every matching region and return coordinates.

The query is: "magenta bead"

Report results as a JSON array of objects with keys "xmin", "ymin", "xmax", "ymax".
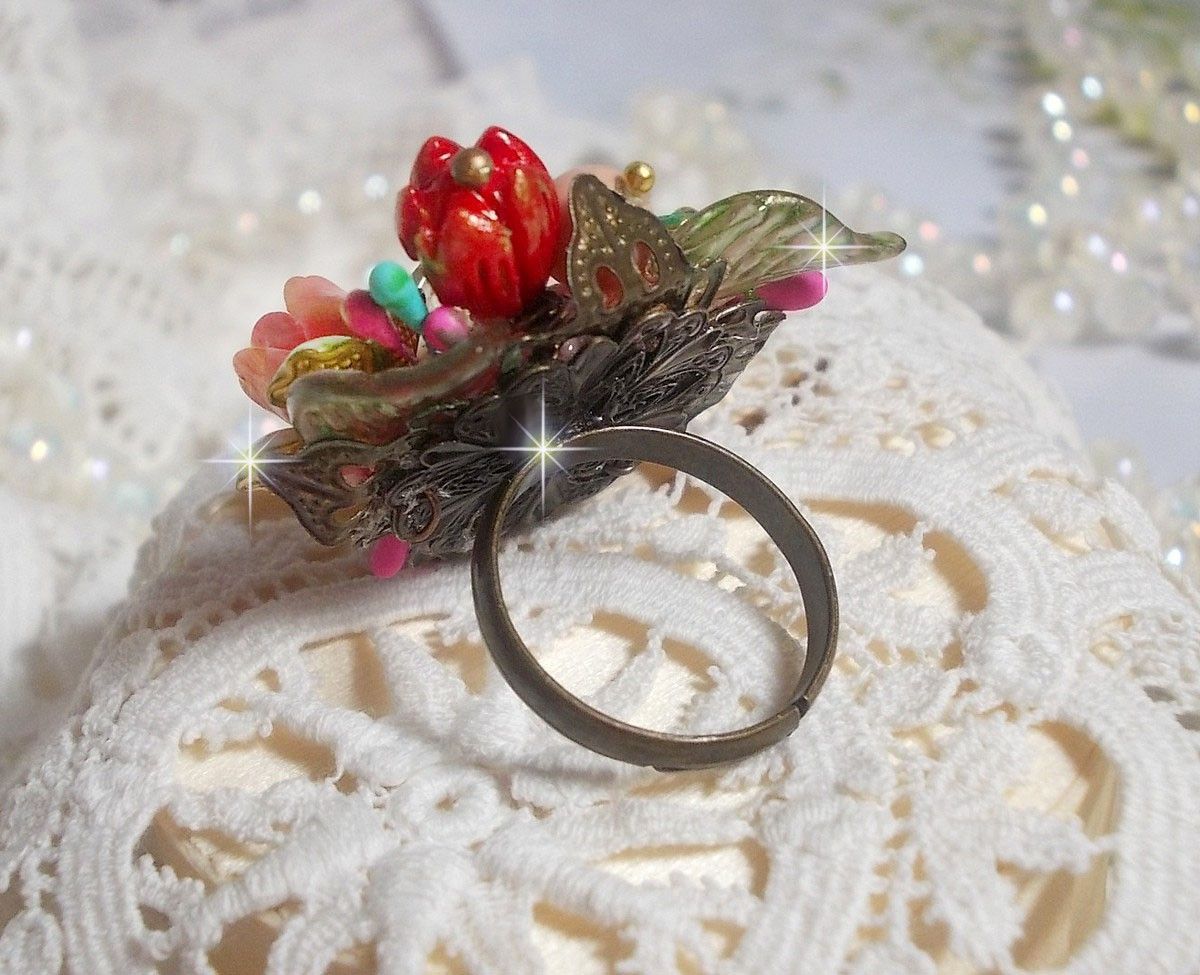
[
  {"xmin": 369, "ymin": 535, "xmax": 411, "ymax": 579},
  {"xmin": 344, "ymin": 289, "xmax": 413, "ymax": 357},
  {"xmin": 423, "ymin": 306, "xmax": 471, "ymax": 353},
  {"xmin": 757, "ymin": 271, "xmax": 828, "ymax": 312},
  {"xmin": 340, "ymin": 464, "xmax": 374, "ymax": 487}
]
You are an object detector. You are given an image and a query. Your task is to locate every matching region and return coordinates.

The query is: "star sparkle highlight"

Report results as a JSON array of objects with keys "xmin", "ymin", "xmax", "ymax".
[
  {"xmin": 774, "ymin": 187, "xmax": 879, "ymax": 273},
  {"xmin": 495, "ymin": 385, "xmax": 587, "ymax": 515},
  {"xmin": 205, "ymin": 409, "xmax": 296, "ymax": 536}
]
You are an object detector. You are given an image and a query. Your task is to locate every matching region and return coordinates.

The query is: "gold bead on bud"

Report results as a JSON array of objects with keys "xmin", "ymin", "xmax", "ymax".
[
  {"xmin": 450, "ymin": 147, "xmax": 495, "ymax": 188},
  {"xmin": 619, "ymin": 160, "xmax": 655, "ymax": 198}
]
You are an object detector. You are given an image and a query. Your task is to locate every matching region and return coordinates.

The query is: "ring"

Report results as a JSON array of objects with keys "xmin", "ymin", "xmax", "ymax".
[
  {"xmin": 232, "ymin": 125, "xmax": 902, "ymax": 770},
  {"xmin": 471, "ymin": 425, "xmax": 839, "ymax": 770}
]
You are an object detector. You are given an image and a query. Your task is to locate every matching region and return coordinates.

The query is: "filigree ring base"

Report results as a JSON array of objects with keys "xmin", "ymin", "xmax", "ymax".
[{"xmin": 470, "ymin": 425, "xmax": 839, "ymax": 770}]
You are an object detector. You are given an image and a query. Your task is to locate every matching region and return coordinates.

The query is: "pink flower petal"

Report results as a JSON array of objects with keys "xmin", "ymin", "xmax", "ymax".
[
  {"xmin": 250, "ymin": 310, "xmax": 306, "ymax": 350},
  {"xmin": 233, "ymin": 346, "xmax": 289, "ymax": 418},
  {"xmin": 369, "ymin": 535, "xmax": 411, "ymax": 578},
  {"xmin": 342, "ymin": 289, "xmax": 416, "ymax": 359},
  {"xmin": 758, "ymin": 271, "xmax": 828, "ymax": 312},
  {"xmin": 283, "ymin": 275, "xmax": 349, "ymax": 340}
]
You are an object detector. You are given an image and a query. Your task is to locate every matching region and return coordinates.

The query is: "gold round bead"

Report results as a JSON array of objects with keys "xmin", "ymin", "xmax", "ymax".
[
  {"xmin": 450, "ymin": 147, "xmax": 495, "ymax": 188},
  {"xmin": 620, "ymin": 160, "xmax": 655, "ymax": 197}
]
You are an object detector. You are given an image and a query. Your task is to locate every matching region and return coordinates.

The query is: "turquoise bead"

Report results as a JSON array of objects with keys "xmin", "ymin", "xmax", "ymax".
[{"xmin": 368, "ymin": 261, "xmax": 427, "ymax": 331}]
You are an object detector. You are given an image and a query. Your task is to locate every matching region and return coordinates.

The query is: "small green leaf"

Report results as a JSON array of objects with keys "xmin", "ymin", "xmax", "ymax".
[{"xmin": 669, "ymin": 190, "xmax": 906, "ymax": 296}]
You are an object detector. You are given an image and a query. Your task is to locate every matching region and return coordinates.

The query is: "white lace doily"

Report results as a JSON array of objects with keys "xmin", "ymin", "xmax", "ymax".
[{"xmin": 2, "ymin": 268, "xmax": 1198, "ymax": 974}]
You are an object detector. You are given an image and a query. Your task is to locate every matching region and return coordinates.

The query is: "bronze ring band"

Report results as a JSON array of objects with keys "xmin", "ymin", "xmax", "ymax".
[{"xmin": 470, "ymin": 425, "xmax": 839, "ymax": 771}]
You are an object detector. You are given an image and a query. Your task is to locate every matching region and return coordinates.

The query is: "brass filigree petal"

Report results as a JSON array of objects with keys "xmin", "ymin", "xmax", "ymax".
[{"xmin": 566, "ymin": 174, "xmax": 691, "ymax": 330}]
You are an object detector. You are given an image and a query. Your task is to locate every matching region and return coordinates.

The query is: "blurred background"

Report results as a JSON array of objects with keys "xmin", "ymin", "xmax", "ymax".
[{"xmin": 2, "ymin": 0, "xmax": 1199, "ymax": 760}]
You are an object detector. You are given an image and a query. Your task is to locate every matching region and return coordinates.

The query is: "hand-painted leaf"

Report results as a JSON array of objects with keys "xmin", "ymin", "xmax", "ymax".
[
  {"xmin": 285, "ymin": 331, "xmax": 511, "ymax": 444},
  {"xmin": 284, "ymin": 294, "xmax": 574, "ymax": 445},
  {"xmin": 266, "ymin": 335, "xmax": 393, "ymax": 410},
  {"xmin": 668, "ymin": 191, "xmax": 906, "ymax": 297}
]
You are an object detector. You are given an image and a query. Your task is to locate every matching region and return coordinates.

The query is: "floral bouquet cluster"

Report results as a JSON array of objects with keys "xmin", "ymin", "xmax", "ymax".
[{"xmin": 231, "ymin": 127, "xmax": 904, "ymax": 575}]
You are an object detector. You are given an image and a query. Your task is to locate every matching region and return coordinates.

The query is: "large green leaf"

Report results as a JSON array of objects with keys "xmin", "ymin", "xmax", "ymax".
[
  {"xmin": 285, "ymin": 330, "xmax": 512, "ymax": 444},
  {"xmin": 284, "ymin": 296, "xmax": 578, "ymax": 444},
  {"xmin": 669, "ymin": 190, "xmax": 906, "ymax": 296}
]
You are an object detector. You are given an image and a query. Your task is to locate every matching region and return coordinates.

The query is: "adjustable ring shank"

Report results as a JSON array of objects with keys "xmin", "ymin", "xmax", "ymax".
[{"xmin": 470, "ymin": 425, "xmax": 838, "ymax": 770}]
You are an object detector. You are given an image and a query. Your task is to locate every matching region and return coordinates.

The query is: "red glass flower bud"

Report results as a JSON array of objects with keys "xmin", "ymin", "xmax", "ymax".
[{"xmin": 396, "ymin": 126, "xmax": 561, "ymax": 321}]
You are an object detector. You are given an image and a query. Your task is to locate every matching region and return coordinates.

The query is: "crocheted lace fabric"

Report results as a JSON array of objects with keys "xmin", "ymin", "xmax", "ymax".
[{"xmin": 3, "ymin": 267, "xmax": 1199, "ymax": 974}]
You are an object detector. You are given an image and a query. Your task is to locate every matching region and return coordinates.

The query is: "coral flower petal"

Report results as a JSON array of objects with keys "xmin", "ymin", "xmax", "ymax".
[
  {"xmin": 233, "ymin": 347, "xmax": 290, "ymax": 418},
  {"xmin": 250, "ymin": 311, "xmax": 305, "ymax": 350},
  {"xmin": 283, "ymin": 275, "xmax": 349, "ymax": 340}
]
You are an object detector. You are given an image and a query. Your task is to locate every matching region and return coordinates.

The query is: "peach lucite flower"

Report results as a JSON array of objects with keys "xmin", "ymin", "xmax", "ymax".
[
  {"xmin": 234, "ymin": 276, "xmax": 348, "ymax": 418},
  {"xmin": 234, "ymin": 275, "xmax": 417, "ymax": 419}
]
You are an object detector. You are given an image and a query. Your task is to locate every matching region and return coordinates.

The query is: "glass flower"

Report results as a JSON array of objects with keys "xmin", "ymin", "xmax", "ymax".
[{"xmin": 234, "ymin": 275, "xmax": 417, "ymax": 419}]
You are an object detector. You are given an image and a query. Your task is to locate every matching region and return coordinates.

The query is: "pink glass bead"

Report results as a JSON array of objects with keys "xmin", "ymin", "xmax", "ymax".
[
  {"xmin": 343, "ymin": 289, "xmax": 417, "ymax": 360},
  {"xmin": 340, "ymin": 464, "xmax": 374, "ymax": 487},
  {"xmin": 757, "ymin": 271, "xmax": 828, "ymax": 312},
  {"xmin": 369, "ymin": 535, "xmax": 411, "ymax": 578},
  {"xmin": 423, "ymin": 305, "xmax": 471, "ymax": 353}
]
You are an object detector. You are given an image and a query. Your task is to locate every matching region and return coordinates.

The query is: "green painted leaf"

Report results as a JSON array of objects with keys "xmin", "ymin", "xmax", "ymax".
[
  {"xmin": 283, "ymin": 295, "xmax": 579, "ymax": 444},
  {"xmin": 285, "ymin": 331, "xmax": 512, "ymax": 444},
  {"xmin": 668, "ymin": 190, "xmax": 906, "ymax": 296}
]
